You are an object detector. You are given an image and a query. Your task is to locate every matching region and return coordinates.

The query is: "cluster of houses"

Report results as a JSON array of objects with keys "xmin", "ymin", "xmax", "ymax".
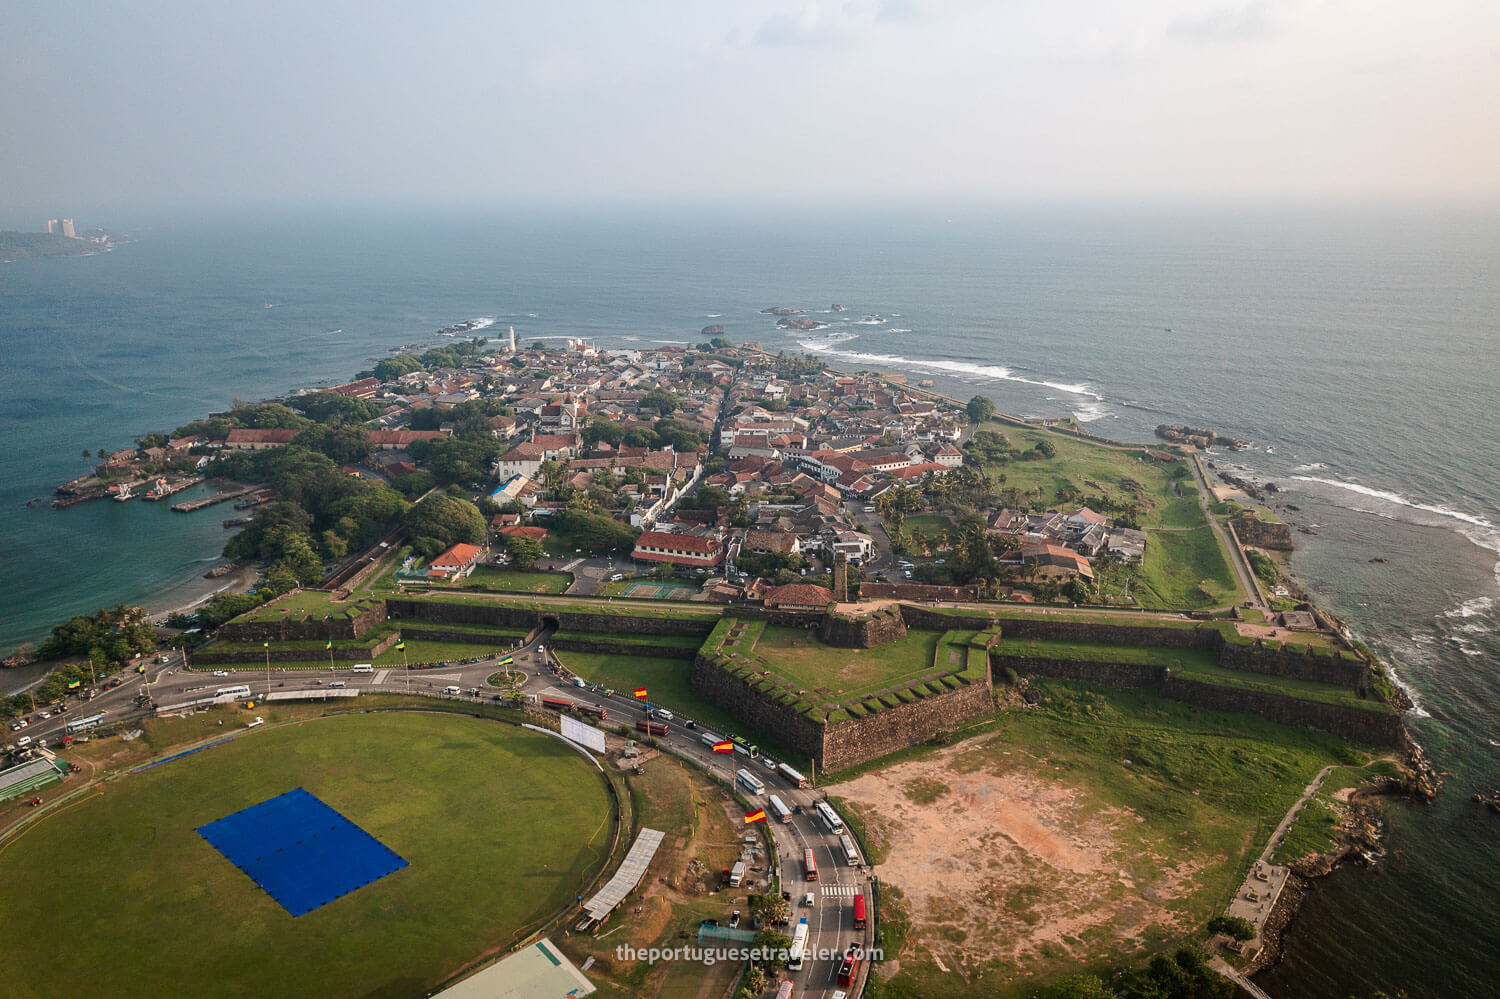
[{"xmin": 985, "ymin": 506, "xmax": 1148, "ymax": 584}]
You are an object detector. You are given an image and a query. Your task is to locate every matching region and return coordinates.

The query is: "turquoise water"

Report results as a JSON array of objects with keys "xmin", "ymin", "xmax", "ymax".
[{"xmin": 2, "ymin": 204, "xmax": 1497, "ymax": 994}]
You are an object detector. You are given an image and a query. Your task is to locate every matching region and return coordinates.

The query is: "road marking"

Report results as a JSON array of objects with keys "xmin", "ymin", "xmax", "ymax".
[
  {"xmin": 373, "ymin": 669, "xmax": 390, "ymax": 685},
  {"xmin": 420, "ymin": 673, "xmax": 463, "ymax": 682},
  {"xmin": 820, "ymin": 884, "xmax": 859, "ymax": 897}
]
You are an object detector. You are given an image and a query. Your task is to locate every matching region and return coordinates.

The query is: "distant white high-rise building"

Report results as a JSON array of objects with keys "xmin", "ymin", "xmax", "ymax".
[
  {"xmin": 509, "ymin": 325, "xmax": 516, "ymax": 352},
  {"xmin": 46, "ymin": 219, "xmax": 58, "ymax": 234},
  {"xmin": 60, "ymin": 219, "xmax": 76, "ymax": 238}
]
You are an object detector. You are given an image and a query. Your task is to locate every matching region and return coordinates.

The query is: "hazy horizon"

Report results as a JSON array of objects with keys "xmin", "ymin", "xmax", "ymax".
[{"xmin": 5, "ymin": 1, "xmax": 1499, "ymax": 219}]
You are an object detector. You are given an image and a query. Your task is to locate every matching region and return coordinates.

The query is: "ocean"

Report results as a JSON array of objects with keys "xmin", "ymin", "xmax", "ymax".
[{"xmin": 1, "ymin": 203, "xmax": 1497, "ymax": 996}]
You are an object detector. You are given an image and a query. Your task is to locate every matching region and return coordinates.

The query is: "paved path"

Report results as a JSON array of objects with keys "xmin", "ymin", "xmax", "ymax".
[{"xmin": 1210, "ymin": 956, "xmax": 1275, "ymax": 999}]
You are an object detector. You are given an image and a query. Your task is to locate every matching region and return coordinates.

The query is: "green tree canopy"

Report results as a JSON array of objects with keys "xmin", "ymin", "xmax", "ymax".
[
  {"xmin": 404, "ymin": 494, "xmax": 487, "ymax": 557},
  {"xmin": 966, "ymin": 394, "xmax": 996, "ymax": 423}
]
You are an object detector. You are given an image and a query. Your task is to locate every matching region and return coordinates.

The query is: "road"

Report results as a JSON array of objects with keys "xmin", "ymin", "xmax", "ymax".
[{"xmin": 11, "ymin": 631, "xmax": 874, "ymax": 998}]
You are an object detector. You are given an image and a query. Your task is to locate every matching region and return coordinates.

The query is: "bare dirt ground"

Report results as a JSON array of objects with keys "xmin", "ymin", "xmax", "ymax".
[{"xmin": 834, "ymin": 735, "xmax": 1204, "ymax": 979}]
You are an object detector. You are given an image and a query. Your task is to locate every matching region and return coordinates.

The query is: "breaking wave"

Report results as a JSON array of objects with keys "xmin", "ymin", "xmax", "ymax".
[{"xmin": 796, "ymin": 339, "xmax": 1105, "ymax": 400}]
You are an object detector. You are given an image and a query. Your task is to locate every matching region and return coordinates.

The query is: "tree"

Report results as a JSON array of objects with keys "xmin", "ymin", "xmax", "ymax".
[
  {"xmin": 505, "ymin": 536, "xmax": 543, "ymax": 568},
  {"xmin": 403, "ymin": 494, "xmax": 487, "ymax": 557},
  {"xmin": 1037, "ymin": 975, "xmax": 1113, "ymax": 999},
  {"xmin": 965, "ymin": 394, "xmax": 996, "ymax": 423},
  {"xmin": 1207, "ymin": 915, "xmax": 1256, "ymax": 941},
  {"xmin": 581, "ymin": 416, "xmax": 625, "ymax": 448},
  {"xmin": 640, "ymin": 388, "xmax": 679, "ymax": 415},
  {"xmin": 753, "ymin": 929, "xmax": 794, "ymax": 973},
  {"xmin": 1061, "ymin": 577, "xmax": 1093, "ymax": 604},
  {"xmin": 1032, "ymin": 438, "xmax": 1057, "ymax": 459}
]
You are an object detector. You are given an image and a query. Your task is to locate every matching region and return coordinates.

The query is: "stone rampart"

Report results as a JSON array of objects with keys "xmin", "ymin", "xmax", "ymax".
[{"xmin": 1160, "ymin": 675, "xmax": 1404, "ymax": 746}]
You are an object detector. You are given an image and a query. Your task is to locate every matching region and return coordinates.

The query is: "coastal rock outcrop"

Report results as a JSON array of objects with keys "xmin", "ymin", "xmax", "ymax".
[
  {"xmin": 700, "ymin": 324, "xmax": 725, "ymax": 335},
  {"xmin": 1232, "ymin": 511, "xmax": 1295, "ymax": 551},
  {"xmin": 1156, "ymin": 424, "xmax": 1248, "ymax": 450},
  {"xmin": 761, "ymin": 306, "xmax": 802, "ymax": 316},
  {"xmin": 777, "ymin": 317, "xmax": 826, "ymax": 331}
]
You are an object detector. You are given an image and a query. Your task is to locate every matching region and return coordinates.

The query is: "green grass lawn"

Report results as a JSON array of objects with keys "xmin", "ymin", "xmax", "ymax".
[
  {"xmin": 1136, "ymin": 526, "xmax": 1242, "ymax": 609},
  {"xmin": 0, "ymin": 712, "xmax": 614, "ymax": 999},
  {"xmin": 750, "ymin": 625, "xmax": 943, "ymax": 698},
  {"xmin": 990, "ymin": 637, "xmax": 1220, "ymax": 669},
  {"xmin": 237, "ymin": 588, "xmax": 350, "ymax": 622},
  {"xmin": 445, "ymin": 567, "xmax": 573, "ymax": 594}
]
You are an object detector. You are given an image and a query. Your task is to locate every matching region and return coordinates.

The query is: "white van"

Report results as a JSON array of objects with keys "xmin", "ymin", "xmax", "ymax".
[
  {"xmin": 351, "ymin": 664, "xmax": 374, "ymax": 674},
  {"xmin": 655, "ymin": 708, "xmax": 675, "ymax": 722},
  {"xmin": 442, "ymin": 685, "xmax": 461, "ymax": 695},
  {"xmin": 328, "ymin": 680, "xmax": 346, "ymax": 689}
]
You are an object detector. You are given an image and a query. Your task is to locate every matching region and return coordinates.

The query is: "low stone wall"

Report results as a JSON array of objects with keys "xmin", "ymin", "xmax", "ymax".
[
  {"xmin": 1218, "ymin": 642, "xmax": 1370, "ymax": 688},
  {"xmin": 1160, "ymin": 675, "xmax": 1404, "ymax": 747},
  {"xmin": 216, "ymin": 596, "xmax": 388, "ymax": 643},
  {"xmin": 821, "ymin": 678, "xmax": 993, "ymax": 771},
  {"xmin": 899, "ymin": 606, "xmax": 997, "ymax": 632},
  {"xmin": 385, "ymin": 598, "xmax": 719, "ymax": 638},
  {"xmin": 818, "ymin": 606, "xmax": 907, "ymax": 649},
  {"xmin": 549, "ymin": 636, "xmax": 697, "ymax": 660},
  {"xmin": 195, "ymin": 629, "xmax": 401, "ymax": 665},
  {"xmin": 989, "ymin": 653, "xmax": 1162, "ymax": 687},
  {"xmin": 1000, "ymin": 617, "xmax": 1219, "ymax": 650},
  {"xmin": 690, "ymin": 654, "xmax": 825, "ymax": 762}
]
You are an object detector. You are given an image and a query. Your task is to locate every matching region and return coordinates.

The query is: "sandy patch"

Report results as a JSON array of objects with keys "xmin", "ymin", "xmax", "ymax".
[{"xmin": 833, "ymin": 735, "xmax": 1200, "ymax": 970}]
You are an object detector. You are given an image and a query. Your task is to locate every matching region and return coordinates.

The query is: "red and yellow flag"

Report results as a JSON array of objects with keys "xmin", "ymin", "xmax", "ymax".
[
  {"xmin": 633, "ymin": 687, "xmax": 648, "ymax": 699},
  {"xmin": 712, "ymin": 740, "xmax": 733, "ymax": 754},
  {"xmin": 744, "ymin": 809, "xmax": 767, "ymax": 824}
]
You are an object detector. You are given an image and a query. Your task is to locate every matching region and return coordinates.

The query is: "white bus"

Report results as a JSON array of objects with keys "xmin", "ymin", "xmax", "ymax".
[
  {"xmin": 737, "ymin": 768, "xmax": 766, "ymax": 796},
  {"xmin": 768, "ymin": 794, "xmax": 793, "ymax": 824},
  {"xmin": 215, "ymin": 685, "xmax": 252, "ymax": 701},
  {"xmin": 839, "ymin": 833, "xmax": 859, "ymax": 866},
  {"xmin": 351, "ymin": 663, "xmax": 373, "ymax": 674},
  {"xmin": 699, "ymin": 730, "xmax": 723, "ymax": 748},
  {"xmin": 787, "ymin": 917, "xmax": 810, "ymax": 971},
  {"xmin": 65, "ymin": 712, "xmax": 105, "ymax": 735},
  {"xmin": 777, "ymin": 763, "xmax": 808, "ymax": 788},
  {"xmin": 815, "ymin": 800, "xmax": 844, "ymax": 834}
]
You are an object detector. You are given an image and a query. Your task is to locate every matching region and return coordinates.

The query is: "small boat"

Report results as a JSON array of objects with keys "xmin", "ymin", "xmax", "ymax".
[{"xmin": 264, "ymin": 303, "xmax": 274, "ymax": 309}]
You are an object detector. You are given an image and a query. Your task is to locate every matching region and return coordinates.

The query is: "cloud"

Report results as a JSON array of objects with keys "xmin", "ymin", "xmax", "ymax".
[
  {"xmin": 1168, "ymin": 0, "xmax": 1278, "ymax": 43},
  {"xmin": 751, "ymin": 5, "xmax": 850, "ymax": 47}
]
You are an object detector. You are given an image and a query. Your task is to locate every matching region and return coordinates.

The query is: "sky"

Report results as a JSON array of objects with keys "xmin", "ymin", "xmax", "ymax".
[{"xmin": 4, "ymin": 0, "xmax": 1499, "ymax": 218}]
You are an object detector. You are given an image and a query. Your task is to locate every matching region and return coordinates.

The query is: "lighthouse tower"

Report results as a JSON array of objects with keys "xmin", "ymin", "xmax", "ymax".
[{"xmin": 509, "ymin": 325, "xmax": 517, "ymax": 352}]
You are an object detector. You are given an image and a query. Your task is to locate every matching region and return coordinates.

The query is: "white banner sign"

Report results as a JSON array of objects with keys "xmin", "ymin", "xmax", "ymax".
[{"xmin": 560, "ymin": 714, "xmax": 607, "ymax": 754}]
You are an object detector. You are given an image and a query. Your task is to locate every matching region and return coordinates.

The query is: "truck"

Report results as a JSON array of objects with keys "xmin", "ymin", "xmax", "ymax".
[
  {"xmin": 541, "ymin": 696, "xmax": 574, "ymax": 713},
  {"xmin": 729, "ymin": 861, "xmax": 745, "ymax": 887},
  {"xmin": 636, "ymin": 720, "xmax": 668, "ymax": 737}
]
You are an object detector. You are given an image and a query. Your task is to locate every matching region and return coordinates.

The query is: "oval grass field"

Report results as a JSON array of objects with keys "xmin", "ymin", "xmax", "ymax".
[{"xmin": 0, "ymin": 711, "xmax": 615, "ymax": 998}]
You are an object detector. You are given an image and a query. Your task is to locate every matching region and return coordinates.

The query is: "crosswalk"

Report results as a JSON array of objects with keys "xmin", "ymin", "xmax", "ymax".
[
  {"xmin": 820, "ymin": 883, "xmax": 860, "ymax": 897},
  {"xmin": 373, "ymin": 669, "xmax": 390, "ymax": 685}
]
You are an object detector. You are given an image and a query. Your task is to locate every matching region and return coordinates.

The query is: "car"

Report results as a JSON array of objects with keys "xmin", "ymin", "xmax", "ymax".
[
  {"xmin": 728, "ymin": 909, "xmax": 741, "ymax": 928},
  {"xmin": 803, "ymin": 892, "xmax": 815, "ymax": 907},
  {"xmin": 16, "ymin": 736, "xmax": 32, "ymax": 747},
  {"xmin": 536, "ymin": 645, "xmax": 546, "ymax": 655},
  {"xmin": 38, "ymin": 712, "xmax": 50, "ymax": 720},
  {"xmin": 213, "ymin": 670, "xmax": 228, "ymax": 677},
  {"xmin": 903, "ymin": 571, "xmax": 912, "ymax": 578},
  {"xmin": 684, "ymin": 719, "xmax": 697, "ymax": 730},
  {"xmin": 9, "ymin": 721, "xmax": 24, "ymax": 731}
]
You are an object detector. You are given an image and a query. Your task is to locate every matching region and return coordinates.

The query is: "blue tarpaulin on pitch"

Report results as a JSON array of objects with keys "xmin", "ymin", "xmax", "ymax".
[{"xmin": 196, "ymin": 787, "xmax": 407, "ymax": 917}]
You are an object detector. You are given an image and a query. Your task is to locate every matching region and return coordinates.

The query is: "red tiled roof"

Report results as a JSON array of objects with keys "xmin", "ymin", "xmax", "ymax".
[
  {"xmin": 430, "ymin": 542, "xmax": 483, "ymax": 569},
  {"xmin": 635, "ymin": 531, "xmax": 721, "ymax": 554},
  {"xmin": 763, "ymin": 583, "xmax": 835, "ymax": 608}
]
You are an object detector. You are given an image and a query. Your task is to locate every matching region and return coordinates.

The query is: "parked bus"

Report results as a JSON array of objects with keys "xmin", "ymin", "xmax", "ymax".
[
  {"xmin": 65, "ymin": 712, "xmax": 105, "ymax": 735},
  {"xmin": 541, "ymin": 696, "xmax": 574, "ymax": 713},
  {"xmin": 777, "ymin": 762, "xmax": 808, "ymax": 788},
  {"xmin": 853, "ymin": 893, "xmax": 867, "ymax": 930},
  {"xmin": 737, "ymin": 768, "xmax": 766, "ymax": 796},
  {"xmin": 637, "ymin": 720, "xmax": 668, "ymax": 736},
  {"xmin": 802, "ymin": 848, "xmax": 818, "ymax": 882},
  {"xmin": 815, "ymin": 800, "xmax": 844, "ymax": 834},
  {"xmin": 836, "ymin": 944, "xmax": 863, "ymax": 987},
  {"xmin": 839, "ymin": 834, "xmax": 859, "ymax": 866},
  {"xmin": 768, "ymin": 794, "xmax": 793, "ymax": 824},
  {"xmin": 578, "ymin": 703, "xmax": 608, "ymax": 720},
  {"xmin": 787, "ymin": 917, "xmax": 810, "ymax": 971},
  {"xmin": 215, "ymin": 685, "xmax": 252, "ymax": 701}
]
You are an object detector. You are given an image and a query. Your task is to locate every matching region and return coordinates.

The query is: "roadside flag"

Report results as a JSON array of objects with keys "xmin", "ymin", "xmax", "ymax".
[
  {"xmin": 262, "ymin": 641, "xmax": 269, "ymax": 649},
  {"xmin": 712, "ymin": 740, "xmax": 733, "ymax": 754},
  {"xmin": 325, "ymin": 639, "xmax": 333, "ymax": 651},
  {"xmin": 497, "ymin": 654, "xmax": 513, "ymax": 666},
  {"xmin": 744, "ymin": 809, "xmax": 767, "ymax": 824},
  {"xmin": 633, "ymin": 687, "xmax": 648, "ymax": 700},
  {"xmin": 395, "ymin": 640, "xmax": 406, "ymax": 652},
  {"xmin": 67, "ymin": 680, "xmax": 81, "ymax": 689}
]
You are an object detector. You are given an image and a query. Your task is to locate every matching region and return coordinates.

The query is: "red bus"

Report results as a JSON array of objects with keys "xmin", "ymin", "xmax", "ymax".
[
  {"xmin": 836, "ymin": 943, "xmax": 863, "ymax": 987},
  {"xmin": 853, "ymin": 893, "xmax": 867, "ymax": 930},
  {"xmin": 774, "ymin": 981, "xmax": 793, "ymax": 999},
  {"xmin": 541, "ymin": 696, "xmax": 573, "ymax": 712},
  {"xmin": 636, "ymin": 720, "xmax": 668, "ymax": 736},
  {"xmin": 578, "ymin": 703, "xmax": 608, "ymax": 720},
  {"xmin": 803, "ymin": 848, "xmax": 817, "ymax": 882}
]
